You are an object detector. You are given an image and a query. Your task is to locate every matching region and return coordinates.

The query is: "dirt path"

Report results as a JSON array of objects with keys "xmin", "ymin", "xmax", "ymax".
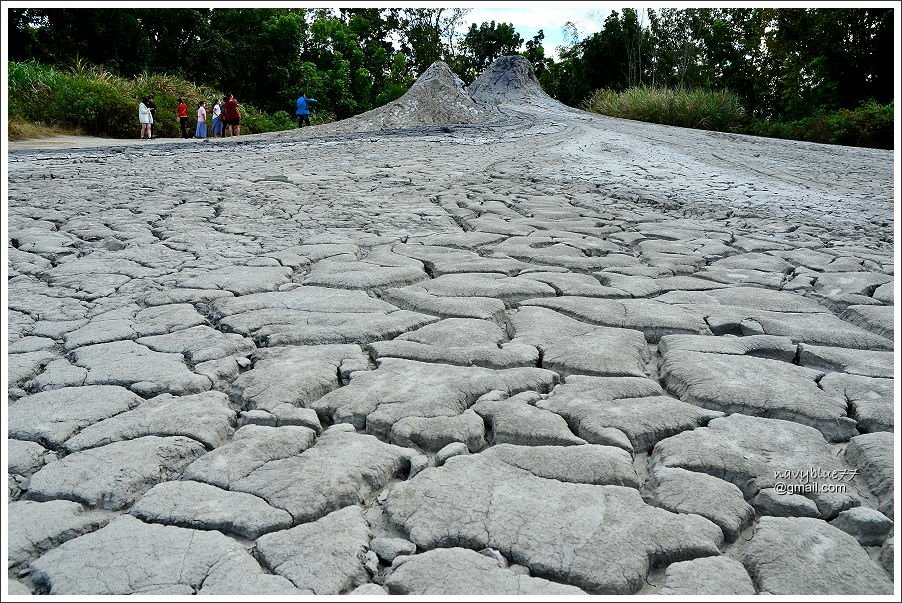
[{"xmin": 7, "ymin": 134, "xmax": 202, "ymax": 151}]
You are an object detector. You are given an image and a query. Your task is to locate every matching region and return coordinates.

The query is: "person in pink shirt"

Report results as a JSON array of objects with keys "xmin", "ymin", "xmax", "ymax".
[{"xmin": 195, "ymin": 101, "xmax": 207, "ymax": 139}]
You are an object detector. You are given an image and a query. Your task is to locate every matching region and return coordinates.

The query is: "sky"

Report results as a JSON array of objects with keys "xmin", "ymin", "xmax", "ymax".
[{"xmin": 462, "ymin": 5, "xmax": 616, "ymax": 58}]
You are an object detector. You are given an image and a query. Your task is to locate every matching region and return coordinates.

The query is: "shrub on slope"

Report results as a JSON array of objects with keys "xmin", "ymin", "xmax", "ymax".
[
  {"xmin": 8, "ymin": 60, "xmax": 306, "ymax": 139},
  {"xmin": 583, "ymin": 86, "xmax": 747, "ymax": 133},
  {"xmin": 583, "ymin": 85, "xmax": 893, "ymax": 149}
]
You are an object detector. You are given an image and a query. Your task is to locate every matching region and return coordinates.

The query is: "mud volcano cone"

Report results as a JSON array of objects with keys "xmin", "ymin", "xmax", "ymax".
[
  {"xmin": 333, "ymin": 61, "xmax": 498, "ymax": 131},
  {"xmin": 468, "ymin": 55, "xmax": 553, "ymax": 107}
]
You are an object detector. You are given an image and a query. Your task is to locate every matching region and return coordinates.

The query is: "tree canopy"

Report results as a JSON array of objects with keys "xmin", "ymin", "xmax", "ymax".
[
  {"xmin": 9, "ymin": 7, "xmax": 894, "ymax": 122},
  {"xmin": 542, "ymin": 8, "xmax": 893, "ymax": 119}
]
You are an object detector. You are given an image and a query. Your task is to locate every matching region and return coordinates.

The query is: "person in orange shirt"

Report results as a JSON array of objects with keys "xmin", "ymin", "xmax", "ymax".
[{"xmin": 177, "ymin": 98, "xmax": 189, "ymax": 139}]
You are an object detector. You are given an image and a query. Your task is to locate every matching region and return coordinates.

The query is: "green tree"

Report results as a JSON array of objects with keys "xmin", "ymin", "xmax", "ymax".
[
  {"xmin": 8, "ymin": 9, "xmax": 45, "ymax": 62},
  {"xmin": 11, "ymin": 9, "xmax": 151, "ymax": 75},
  {"xmin": 342, "ymin": 8, "xmax": 403, "ymax": 107},
  {"xmin": 461, "ymin": 20, "xmax": 523, "ymax": 81},
  {"xmin": 555, "ymin": 11, "xmax": 636, "ymax": 105},
  {"xmin": 303, "ymin": 15, "xmax": 374, "ymax": 117},
  {"xmin": 207, "ymin": 9, "xmax": 309, "ymax": 113},
  {"xmin": 9, "ymin": 6, "xmax": 894, "ymax": 130},
  {"xmin": 397, "ymin": 8, "xmax": 472, "ymax": 75},
  {"xmin": 375, "ymin": 52, "xmax": 415, "ymax": 106},
  {"xmin": 134, "ymin": 9, "xmax": 213, "ymax": 82},
  {"xmin": 522, "ymin": 30, "xmax": 548, "ymax": 76},
  {"xmin": 768, "ymin": 8, "xmax": 892, "ymax": 118},
  {"xmin": 399, "ymin": 9, "xmax": 444, "ymax": 75}
]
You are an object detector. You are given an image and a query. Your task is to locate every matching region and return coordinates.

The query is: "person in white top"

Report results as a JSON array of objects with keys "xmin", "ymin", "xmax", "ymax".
[
  {"xmin": 138, "ymin": 96, "xmax": 153, "ymax": 140},
  {"xmin": 212, "ymin": 101, "xmax": 222, "ymax": 138}
]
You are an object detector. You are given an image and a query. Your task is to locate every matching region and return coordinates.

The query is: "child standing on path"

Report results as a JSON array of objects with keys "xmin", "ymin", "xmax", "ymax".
[{"xmin": 195, "ymin": 101, "xmax": 207, "ymax": 139}]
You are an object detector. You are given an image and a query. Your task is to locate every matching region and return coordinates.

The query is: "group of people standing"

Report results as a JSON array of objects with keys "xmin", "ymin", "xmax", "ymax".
[
  {"xmin": 179, "ymin": 94, "xmax": 241, "ymax": 139},
  {"xmin": 138, "ymin": 91, "xmax": 317, "ymax": 140},
  {"xmin": 138, "ymin": 94, "xmax": 241, "ymax": 140}
]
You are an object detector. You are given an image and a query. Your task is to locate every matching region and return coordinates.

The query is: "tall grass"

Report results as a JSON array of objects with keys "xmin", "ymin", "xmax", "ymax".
[
  {"xmin": 583, "ymin": 85, "xmax": 893, "ymax": 149},
  {"xmin": 584, "ymin": 86, "xmax": 748, "ymax": 133},
  {"xmin": 8, "ymin": 60, "xmax": 304, "ymax": 139},
  {"xmin": 8, "ymin": 117, "xmax": 82, "ymax": 141}
]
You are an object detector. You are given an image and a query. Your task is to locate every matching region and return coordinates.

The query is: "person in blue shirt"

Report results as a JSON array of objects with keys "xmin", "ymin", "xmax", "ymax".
[{"xmin": 296, "ymin": 93, "xmax": 316, "ymax": 127}]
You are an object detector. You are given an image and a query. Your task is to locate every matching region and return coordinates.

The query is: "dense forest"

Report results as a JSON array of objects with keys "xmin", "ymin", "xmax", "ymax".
[{"xmin": 8, "ymin": 7, "xmax": 895, "ymax": 146}]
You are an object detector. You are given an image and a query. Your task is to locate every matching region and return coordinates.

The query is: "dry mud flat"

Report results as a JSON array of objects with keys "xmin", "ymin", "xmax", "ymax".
[{"xmin": 5, "ymin": 57, "xmax": 896, "ymax": 596}]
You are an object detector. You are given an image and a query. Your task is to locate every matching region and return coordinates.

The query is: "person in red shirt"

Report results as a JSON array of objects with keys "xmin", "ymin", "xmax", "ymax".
[
  {"xmin": 177, "ymin": 98, "xmax": 189, "ymax": 139},
  {"xmin": 223, "ymin": 93, "xmax": 241, "ymax": 137}
]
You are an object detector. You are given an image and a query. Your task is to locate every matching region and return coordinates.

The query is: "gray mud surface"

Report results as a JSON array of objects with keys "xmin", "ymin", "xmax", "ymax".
[{"xmin": 6, "ymin": 57, "xmax": 895, "ymax": 596}]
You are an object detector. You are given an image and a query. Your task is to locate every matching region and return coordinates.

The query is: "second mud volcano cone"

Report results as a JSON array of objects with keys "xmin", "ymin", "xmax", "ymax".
[{"xmin": 468, "ymin": 55, "xmax": 551, "ymax": 107}]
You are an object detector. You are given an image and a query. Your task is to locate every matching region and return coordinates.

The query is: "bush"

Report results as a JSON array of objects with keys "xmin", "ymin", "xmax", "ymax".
[
  {"xmin": 242, "ymin": 106, "xmax": 333, "ymax": 132},
  {"xmin": 240, "ymin": 108, "xmax": 297, "ymax": 134},
  {"xmin": 749, "ymin": 101, "xmax": 894, "ymax": 149},
  {"xmin": 584, "ymin": 86, "xmax": 748, "ymax": 133},
  {"xmin": 584, "ymin": 84, "xmax": 893, "ymax": 149},
  {"xmin": 48, "ymin": 76, "xmax": 134, "ymax": 136},
  {"xmin": 7, "ymin": 60, "xmax": 302, "ymax": 139}
]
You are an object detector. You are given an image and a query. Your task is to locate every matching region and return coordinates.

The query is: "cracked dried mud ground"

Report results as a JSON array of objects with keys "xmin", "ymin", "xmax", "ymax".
[{"xmin": 5, "ymin": 57, "xmax": 896, "ymax": 596}]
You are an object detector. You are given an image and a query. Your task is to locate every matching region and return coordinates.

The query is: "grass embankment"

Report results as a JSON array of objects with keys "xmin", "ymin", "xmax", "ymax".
[
  {"xmin": 584, "ymin": 86, "xmax": 893, "ymax": 149},
  {"xmin": 8, "ymin": 60, "xmax": 332, "ymax": 140},
  {"xmin": 585, "ymin": 86, "xmax": 747, "ymax": 133}
]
